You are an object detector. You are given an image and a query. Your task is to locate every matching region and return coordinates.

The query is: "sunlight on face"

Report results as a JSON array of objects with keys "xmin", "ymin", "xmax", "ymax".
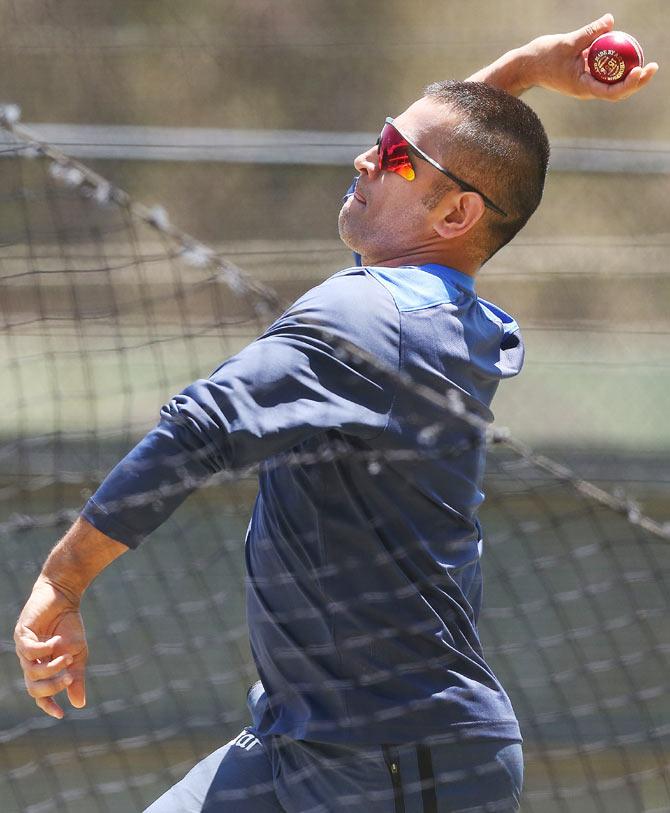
[{"xmin": 338, "ymin": 99, "xmax": 459, "ymax": 265}]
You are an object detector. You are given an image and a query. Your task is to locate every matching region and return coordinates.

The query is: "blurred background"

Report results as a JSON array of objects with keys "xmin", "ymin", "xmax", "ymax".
[
  {"xmin": 3, "ymin": 0, "xmax": 669, "ymax": 476},
  {"xmin": 1, "ymin": 1, "xmax": 668, "ymax": 811}
]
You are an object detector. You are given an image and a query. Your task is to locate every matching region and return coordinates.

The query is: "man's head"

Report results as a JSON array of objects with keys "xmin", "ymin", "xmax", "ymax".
[{"xmin": 338, "ymin": 81, "xmax": 550, "ymax": 272}]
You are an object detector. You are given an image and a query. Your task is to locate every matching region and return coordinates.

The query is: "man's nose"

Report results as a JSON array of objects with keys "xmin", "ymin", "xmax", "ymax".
[{"xmin": 354, "ymin": 145, "xmax": 379, "ymax": 177}]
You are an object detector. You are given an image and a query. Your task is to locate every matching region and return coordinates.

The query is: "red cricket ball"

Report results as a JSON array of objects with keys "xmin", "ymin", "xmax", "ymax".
[{"xmin": 587, "ymin": 31, "xmax": 644, "ymax": 84}]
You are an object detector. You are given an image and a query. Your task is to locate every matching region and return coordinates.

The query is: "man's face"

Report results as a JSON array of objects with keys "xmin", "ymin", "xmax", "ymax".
[{"xmin": 338, "ymin": 97, "xmax": 460, "ymax": 265}]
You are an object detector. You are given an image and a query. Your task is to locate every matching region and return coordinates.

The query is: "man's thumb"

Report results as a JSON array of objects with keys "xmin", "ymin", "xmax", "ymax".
[{"xmin": 570, "ymin": 13, "xmax": 615, "ymax": 49}]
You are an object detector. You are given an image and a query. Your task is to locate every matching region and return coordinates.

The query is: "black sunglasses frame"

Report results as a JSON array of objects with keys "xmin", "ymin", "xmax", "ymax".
[{"xmin": 377, "ymin": 117, "xmax": 508, "ymax": 218}]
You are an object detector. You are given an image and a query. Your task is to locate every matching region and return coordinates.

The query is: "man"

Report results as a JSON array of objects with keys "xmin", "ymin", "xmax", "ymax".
[{"xmin": 15, "ymin": 14, "xmax": 657, "ymax": 813}]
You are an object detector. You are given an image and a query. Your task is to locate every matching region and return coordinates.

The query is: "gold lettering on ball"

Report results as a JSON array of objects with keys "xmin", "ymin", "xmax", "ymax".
[{"xmin": 593, "ymin": 49, "xmax": 626, "ymax": 81}]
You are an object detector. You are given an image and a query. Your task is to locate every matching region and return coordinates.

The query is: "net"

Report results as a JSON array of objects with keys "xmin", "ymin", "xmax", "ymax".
[{"xmin": 1, "ymin": 112, "xmax": 669, "ymax": 813}]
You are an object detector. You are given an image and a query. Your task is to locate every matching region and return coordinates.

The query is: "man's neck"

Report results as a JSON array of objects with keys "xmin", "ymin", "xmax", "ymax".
[{"xmin": 360, "ymin": 250, "xmax": 480, "ymax": 278}]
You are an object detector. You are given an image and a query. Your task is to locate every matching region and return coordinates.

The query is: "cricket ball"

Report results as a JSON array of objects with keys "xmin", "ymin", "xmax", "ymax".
[{"xmin": 587, "ymin": 31, "xmax": 644, "ymax": 84}]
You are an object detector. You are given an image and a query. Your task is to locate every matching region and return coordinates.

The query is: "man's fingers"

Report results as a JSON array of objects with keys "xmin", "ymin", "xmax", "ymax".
[
  {"xmin": 19, "ymin": 652, "xmax": 73, "ymax": 681},
  {"xmin": 600, "ymin": 62, "xmax": 658, "ymax": 101},
  {"xmin": 627, "ymin": 62, "xmax": 661, "ymax": 97},
  {"xmin": 579, "ymin": 61, "xmax": 659, "ymax": 101},
  {"xmin": 24, "ymin": 670, "xmax": 74, "ymax": 700},
  {"xmin": 67, "ymin": 668, "xmax": 87, "ymax": 709},
  {"xmin": 568, "ymin": 13, "xmax": 615, "ymax": 50},
  {"xmin": 20, "ymin": 650, "xmax": 86, "ymax": 715},
  {"xmin": 14, "ymin": 630, "xmax": 61, "ymax": 660},
  {"xmin": 618, "ymin": 66, "xmax": 646, "ymax": 93},
  {"xmin": 35, "ymin": 696, "xmax": 65, "ymax": 719},
  {"xmin": 638, "ymin": 62, "xmax": 660, "ymax": 85}
]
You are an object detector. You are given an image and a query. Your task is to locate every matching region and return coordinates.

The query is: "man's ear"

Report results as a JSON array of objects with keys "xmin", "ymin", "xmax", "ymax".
[{"xmin": 433, "ymin": 192, "xmax": 486, "ymax": 240}]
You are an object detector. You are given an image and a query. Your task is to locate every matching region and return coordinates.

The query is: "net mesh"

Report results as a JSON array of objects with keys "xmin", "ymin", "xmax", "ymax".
[{"xmin": 1, "ymin": 115, "xmax": 669, "ymax": 813}]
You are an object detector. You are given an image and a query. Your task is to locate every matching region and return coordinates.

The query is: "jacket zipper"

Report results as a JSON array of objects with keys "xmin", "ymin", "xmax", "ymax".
[{"xmin": 382, "ymin": 745, "xmax": 406, "ymax": 813}]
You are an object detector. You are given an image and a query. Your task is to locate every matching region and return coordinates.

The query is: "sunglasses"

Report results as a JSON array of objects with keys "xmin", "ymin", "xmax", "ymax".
[{"xmin": 376, "ymin": 117, "xmax": 508, "ymax": 218}]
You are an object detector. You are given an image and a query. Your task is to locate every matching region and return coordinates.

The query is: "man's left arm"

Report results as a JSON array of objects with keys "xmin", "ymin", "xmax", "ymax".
[{"xmin": 467, "ymin": 13, "xmax": 658, "ymax": 100}]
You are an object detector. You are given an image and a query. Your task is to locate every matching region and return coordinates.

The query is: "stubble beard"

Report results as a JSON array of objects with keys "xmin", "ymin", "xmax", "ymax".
[
  {"xmin": 337, "ymin": 199, "xmax": 363, "ymax": 255},
  {"xmin": 337, "ymin": 199, "xmax": 396, "ymax": 265},
  {"xmin": 338, "ymin": 198, "xmax": 429, "ymax": 266}
]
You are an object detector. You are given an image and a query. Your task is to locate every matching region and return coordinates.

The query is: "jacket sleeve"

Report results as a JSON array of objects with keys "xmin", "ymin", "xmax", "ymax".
[{"xmin": 80, "ymin": 270, "xmax": 399, "ymax": 548}]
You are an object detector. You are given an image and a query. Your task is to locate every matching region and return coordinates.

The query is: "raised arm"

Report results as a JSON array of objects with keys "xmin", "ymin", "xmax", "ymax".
[{"xmin": 467, "ymin": 13, "xmax": 658, "ymax": 100}]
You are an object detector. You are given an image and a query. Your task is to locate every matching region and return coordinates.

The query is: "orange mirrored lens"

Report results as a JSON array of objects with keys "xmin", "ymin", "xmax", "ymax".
[
  {"xmin": 378, "ymin": 124, "xmax": 415, "ymax": 181},
  {"xmin": 395, "ymin": 163, "xmax": 415, "ymax": 181}
]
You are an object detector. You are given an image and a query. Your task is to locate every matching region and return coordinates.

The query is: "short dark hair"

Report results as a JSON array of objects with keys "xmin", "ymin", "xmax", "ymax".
[{"xmin": 423, "ymin": 80, "xmax": 550, "ymax": 262}]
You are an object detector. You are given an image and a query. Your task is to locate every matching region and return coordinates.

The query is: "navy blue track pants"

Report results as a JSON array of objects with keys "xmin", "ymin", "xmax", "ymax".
[{"xmin": 144, "ymin": 682, "xmax": 523, "ymax": 813}]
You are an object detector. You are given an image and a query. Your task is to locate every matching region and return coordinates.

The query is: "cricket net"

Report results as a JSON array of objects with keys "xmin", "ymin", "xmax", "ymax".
[{"xmin": 1, "ymin": 111, "xmax": 669, "ymax": 813}]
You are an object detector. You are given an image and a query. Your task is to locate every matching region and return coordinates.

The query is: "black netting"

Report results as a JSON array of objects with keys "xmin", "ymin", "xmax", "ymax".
[{"xmin": 1, "ymin": 114, "xmax": 669, "ymax": 813}]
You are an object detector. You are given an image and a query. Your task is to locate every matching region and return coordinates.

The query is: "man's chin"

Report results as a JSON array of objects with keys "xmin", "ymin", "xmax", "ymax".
[
  {"xmin": 337, "ymin": 207, "xmax": 364, "ymax": 255},
  {"xmin": 338, "ymin": 232, "xmax": 358, "ymax": 253}
]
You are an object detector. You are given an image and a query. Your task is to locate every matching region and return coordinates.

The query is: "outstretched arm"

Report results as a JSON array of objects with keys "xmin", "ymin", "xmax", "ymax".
[
  {"xmin": 467, "ymin": 13, "xmax": 658, "ymax": 100},
  {"xmin": 15, "ymin": 273, "xmax": 397, "ymax": 717}
]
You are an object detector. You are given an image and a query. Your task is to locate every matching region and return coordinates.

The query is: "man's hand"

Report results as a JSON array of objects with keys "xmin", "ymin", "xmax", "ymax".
[
  {"xmin": 14, "ymin": 577, "xmax": 88, "ymax": 719},
  {"xmin": 468, "ymin": 14, "xmax": 659, "ymax": 101},
  {"xmin": 525, "ymin": 14, "xmax": 658, "ymax": 101},
  {"xmin": 14, "ymin": 517, "xmax": 127, "ymax": 718}
]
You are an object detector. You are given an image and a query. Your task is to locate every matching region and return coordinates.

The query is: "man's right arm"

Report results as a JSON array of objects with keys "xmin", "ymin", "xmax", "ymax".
[{"xmin": 466, "ymin": 14, "xmax": 658, "ymax": 101}]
